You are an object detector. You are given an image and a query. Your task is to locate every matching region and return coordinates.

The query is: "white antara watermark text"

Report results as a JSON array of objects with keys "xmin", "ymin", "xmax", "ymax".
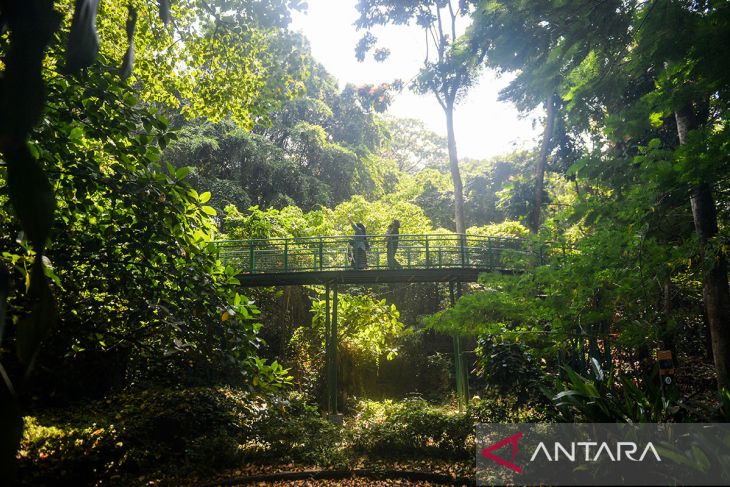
[{"xmin": 529, "ymin": 441, "xmax": 662, "ymax": 462}]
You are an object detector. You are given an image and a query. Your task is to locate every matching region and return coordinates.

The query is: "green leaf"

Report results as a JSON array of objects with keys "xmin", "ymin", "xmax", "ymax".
[
  {"xmin": 27, "ymin": 143, "xmax": 40, "ymax": 159},
  {"xmin": 176, "ymin": 166, "xmax": 191, "ymax": 179},
  {"xmin": 202, "ymin": 205, "xmax": 217, "ymax": 216},
  {"xmin": 69, "ymin": 126, "xmax": 84, "ymax": 141},
  {"xmin": 199, "ymin": 191, "xmax": 212, "ymax": 204},
  {"xmin": 156, "ymin": 115, "xmax": 169, "ymax": 129},
  {"xmin": 691, "ymin": 445, "xmax": 711, "ymax": 471},
  {"xmin": 553, "ymin": 389, "xmax": 584, "ymax": 401},
  {"xmin": 655, "ymin": 446, "xmax": 696, "ymax": 468},
  {"xmin": 7, "ymin": 144, "xmax": 56, "ymax": 252},
  {"xmin": 590, "ymin": 357, "xmax": 604, "ymax": 381},
  {"xmin": 648, "ymin": 112, "xmax": 664, "ymax": 128}
]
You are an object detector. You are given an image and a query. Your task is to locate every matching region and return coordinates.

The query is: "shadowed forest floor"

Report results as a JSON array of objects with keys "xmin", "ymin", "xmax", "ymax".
[{"xmin": 17, "ymin": 351, "xmax": 723, "ymax": 486}]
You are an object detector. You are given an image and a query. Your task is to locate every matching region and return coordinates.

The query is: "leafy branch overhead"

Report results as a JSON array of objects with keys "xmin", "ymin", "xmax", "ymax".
[{"xmin": 0, "ymin": 0, "xmax": 304, "ymax": 476}]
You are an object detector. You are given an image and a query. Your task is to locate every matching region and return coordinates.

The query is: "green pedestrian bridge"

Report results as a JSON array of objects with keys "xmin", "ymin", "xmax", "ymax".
[
  {"xmin": 214, "ymin": 233, "xmax": 541, "ymax": 286},
  {"xmin": 213, "ymin": 232, "xmax": 544, "ymax": 415}
]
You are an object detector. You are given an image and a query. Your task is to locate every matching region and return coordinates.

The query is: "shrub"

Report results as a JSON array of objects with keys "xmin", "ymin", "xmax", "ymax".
[
  {"xmin": 473, "ymin": 336, "xmax": 551, "ymax": 406},
  {"xmin": 550, "ymin": 359, "xmax": 678, "ymax": 422},
  {"xmin": 467, "ymin": 394, "xmax": 553, "ymax": 423},
  {"xmin": 18, "ymin": 387, "xmax": 349, "ymax": 484},
  {"xmin": 241, "ymin": 392, "xmax": 348, "ymax": 467},
  {"xmin": 346, "ymin": 398, "xmax": 473, "ymax": 458},
  {"xmin": 19, "ymin": 388, "xmax": 241, "ymax": 482},
  {"xmin": 18, "ymin": 387, "xmax": 256, "ymax": 484}
]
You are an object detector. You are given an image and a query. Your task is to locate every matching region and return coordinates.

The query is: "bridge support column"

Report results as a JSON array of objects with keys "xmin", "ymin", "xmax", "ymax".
[
  {"xmin": 325, "ymin": 283, "xmax": 331, "ymax": 408},
  {"xmin": 327, "ymin": 283, "xmax": 339, "ymax": 417},
  {"xmin": 450, "ymin": 281, "xmax": 469, "ymax": 410}
]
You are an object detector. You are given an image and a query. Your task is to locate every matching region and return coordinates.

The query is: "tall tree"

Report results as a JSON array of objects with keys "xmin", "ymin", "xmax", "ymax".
[
  {"xmin": 530, "ymin": 93, "xmax": 557, "ymax": 233},
  {"xmin": 464, "ymin": 0, "xmax": 621, "ymax": 232},
  {"xmin": 651, "ymin": 3, "xmax": 730, "ymax": 389},
  {"xmin": 355, "ymin": 0, "xmax": 480, "ymax": 234},
  {"xmin": 467, "ymin": 0, "xmax": 730, "ymax": 388},
  {"xmin": 571, "ymin": 0, "xmax": 730, "ymax": 389}
]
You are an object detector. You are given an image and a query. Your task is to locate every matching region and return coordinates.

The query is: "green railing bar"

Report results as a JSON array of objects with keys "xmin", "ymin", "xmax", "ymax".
[
  {"xmin": 459, "ymin": 235, "xmax": 466, "ymax": 268},
  {"xmin": 425, "ymin": 236, "xmax": 430, "ymax": 269},
  {"xmin": 318, "ymin": 238, "xmax": 324, "ymax": 271},
  {"xmin": 485, "ymin": 237, "xmax": 490, "ymax": 268},
  {"xmin": 284, "ymin": 241, "xmax": 289, "ymax": 272}
]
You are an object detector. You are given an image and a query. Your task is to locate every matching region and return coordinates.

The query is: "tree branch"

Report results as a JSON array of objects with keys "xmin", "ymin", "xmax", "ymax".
[
  {"xmin": 448, "ymin": 0, "xmax": 457, "ymax": 43},
  {"xmin": 435, "ymin": 5, "xmax": 445, "ymax": 62},
  {"xmin": 428, "ymin": 24, "xmax": 440, "ymax": 61},
  {"xmin": 432, "ymin": 81, "xmax": 446, "ymax": 111},
  {"xmin": 424, "ymin": 27, "xmax": 429, "ymax": 64}
]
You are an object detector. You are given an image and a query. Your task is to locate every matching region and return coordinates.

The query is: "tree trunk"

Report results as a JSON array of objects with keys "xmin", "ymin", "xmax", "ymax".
[
  {"xmin": 675, "ymin": 106, "xmax": 730, "ymax": 390},
  {"xmin": 445, "ymin": 101, "xmax": 466, "ymax": 234},
  {"xmin": 529, "ymin": 94, "xmax": 557, "ymax": 234}
]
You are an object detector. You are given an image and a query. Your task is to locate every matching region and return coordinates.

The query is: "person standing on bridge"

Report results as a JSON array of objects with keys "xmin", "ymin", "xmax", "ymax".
[
  {"xmin": 348, "ymin": 217, "xmax": 369, "ymax": 269},
  {"xmin": 386, "ymin": 219, "xmax": 402, "ymax": 269}
]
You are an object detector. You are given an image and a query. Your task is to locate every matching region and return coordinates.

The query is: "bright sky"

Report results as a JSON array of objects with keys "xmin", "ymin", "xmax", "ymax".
[{"xmin": 290, "ymin": 0, "xmax": 542, "ymax": 161}]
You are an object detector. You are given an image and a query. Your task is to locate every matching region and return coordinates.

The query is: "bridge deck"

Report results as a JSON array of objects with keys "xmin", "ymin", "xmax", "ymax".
[{"xmin": 215, "ymin": 234, "xmax": 537, "ymax": 287}]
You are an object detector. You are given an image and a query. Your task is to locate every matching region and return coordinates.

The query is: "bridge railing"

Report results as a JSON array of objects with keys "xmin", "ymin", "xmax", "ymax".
[{"xmin": 213, "ymin": 234, "xmax": 538, "ymax": 274}]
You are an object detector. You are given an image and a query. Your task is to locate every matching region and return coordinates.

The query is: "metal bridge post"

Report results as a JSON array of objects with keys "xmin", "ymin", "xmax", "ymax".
[
  {"xmin": 283, "ymin": 240, "xmax": 289, "ymax": 271},
  {"xmin": 488, "ymin": 237, "xmax": 494, "ymax": 269},
  {"xmin": 319, "ymin": 238, "xmax": 324, "ymax": 271},
  {"xmin": 450, "ymin": 281, "xmax": 468, "ymax": 410},
  {"xmin": 457, "ymin": 281, "xmax": 469, "ymax": 400},
  {"xmin": 325, "ymin": 284, "xmax": 333, "ymax": 414},
  {"xmin": 248, "ymin": 243, "xmax": 255, "ymax": 273},
  {"xmin": 327, "ymin": 284, "xmax": 339, "ymax": 416},
  {"xmin": 425, "ymin": 235, "xmax": 430, "ymax": 268},
  {"xmin": 459, "ymin": 234, "xmax": 466, "ymax": 268},
  {"xmin": 449, "ymin": 281, "xmax": 466, "ymax": 410}
]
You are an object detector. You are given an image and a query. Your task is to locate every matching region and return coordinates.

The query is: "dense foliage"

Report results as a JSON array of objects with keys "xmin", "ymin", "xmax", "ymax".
[
  {"xmin": 18, "ymin": 388, "xmax": 345, "ymax": 483},
  {"xmin": 164, "ymin": 54, "xmax": 399, "ymax": 211}
]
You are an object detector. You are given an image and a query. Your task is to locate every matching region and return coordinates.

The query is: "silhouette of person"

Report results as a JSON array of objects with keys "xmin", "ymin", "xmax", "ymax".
[
  {"xmin": 348, "ymin": 218, "xmax": 369, "ymax": 269},
  {"xmin": 386, "ymin": 219, "xmax": 402, "ymax": 269}
]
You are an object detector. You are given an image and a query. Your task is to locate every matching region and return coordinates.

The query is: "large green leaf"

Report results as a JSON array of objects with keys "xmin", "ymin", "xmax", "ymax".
[{"xmin": 6, "ymin": 145, "xmax": 56, "ymax": 252}]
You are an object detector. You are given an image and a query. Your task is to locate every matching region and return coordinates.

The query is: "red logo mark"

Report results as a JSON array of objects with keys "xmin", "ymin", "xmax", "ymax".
[{"xmin": 480, "ymin": 431, "xmax": 524, "ymax": 474}]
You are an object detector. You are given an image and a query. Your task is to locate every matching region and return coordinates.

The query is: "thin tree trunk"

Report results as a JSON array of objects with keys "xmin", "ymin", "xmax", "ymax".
[
  {"xmin": 444, "ymin": 98, "xmax": 468, "ymax": 412},
  {"xmin": 530, "ymin": 94, "xmax": 557, "ymax": 234},
  {"xmin": 445, "ymin": 101, "xmax": 466, "ymax": 234},
  {"xmin": 675, "ymin": 106, "xmax": 730, "ymax": 390}
]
